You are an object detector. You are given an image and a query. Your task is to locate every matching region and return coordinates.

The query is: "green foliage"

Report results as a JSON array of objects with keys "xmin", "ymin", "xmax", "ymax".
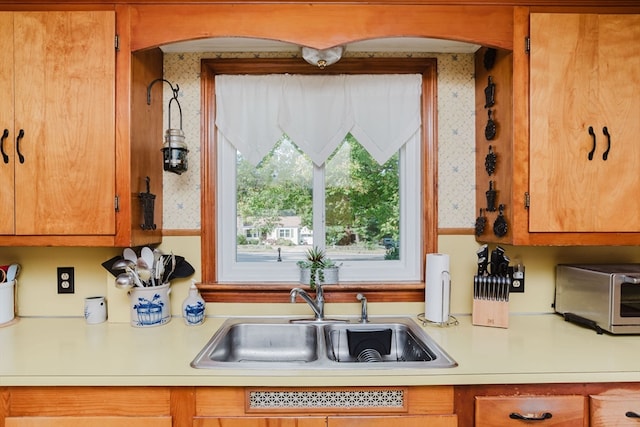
[
  {"xmin": 385, "ymin": 245, "xmax": 400, "ymax": 260},
  {"xmin": 236, "ymin": 137, "xmax": 312, "ymax": 238},
  {"xmin": 236, "ymin": 134, "xmax": 400, "ymax": 249},
  {"xmin": 326, "ymin": 134, "xmax": 400, "ymax": 245},
  {"xmin": 275, "ymin": 238, "xmax": 294, "ymax": 246}
]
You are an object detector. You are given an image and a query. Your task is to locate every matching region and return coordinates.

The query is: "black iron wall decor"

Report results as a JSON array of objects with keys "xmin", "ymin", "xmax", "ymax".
[
  {"xmin": 485, "ymin": 145, "xmax": 497, "ymax": 176},
  {"xmin": 483, "ymin": 48, "xmax": 497, "ymax": 71},
  {"xmin": 485, "ymin": 109, "xmax": 497, "ymax": 140},
  {"xmin": 138, "ymin": 176, "xmax": 157, "ymax": 230},
  {"xmin": 477, "ymin": 47, "xmax": 509, "ymax": 241},
  {"xmin": 484, "ymin": 76, "xmax": 495, "ymax": 108},
  {"xmin": 486, "ymin": 181, "xmax": 497, "ymax": 212},
  {"xmin": 493, "ymin": 204, "xmax": 508, "ymax": 237},
  {"xmin": 475, "ymin": 208, "xmax": 487, "ymax": 237}
]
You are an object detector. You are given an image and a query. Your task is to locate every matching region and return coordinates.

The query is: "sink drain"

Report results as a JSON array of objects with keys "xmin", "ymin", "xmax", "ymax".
[{"xmin": 357, "ymin": 348, "xmax": 383, "ymax": 362}]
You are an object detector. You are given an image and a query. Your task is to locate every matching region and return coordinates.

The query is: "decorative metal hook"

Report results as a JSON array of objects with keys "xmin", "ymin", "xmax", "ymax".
[{"xmin": 146, "ymin": 78, "xmax": 183, "ymax": 130}]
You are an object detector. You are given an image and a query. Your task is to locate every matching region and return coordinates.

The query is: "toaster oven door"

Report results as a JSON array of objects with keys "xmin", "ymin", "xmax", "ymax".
[{"xmin": 613, "ymin": 274, "xmax": 640, "ymax": 325}]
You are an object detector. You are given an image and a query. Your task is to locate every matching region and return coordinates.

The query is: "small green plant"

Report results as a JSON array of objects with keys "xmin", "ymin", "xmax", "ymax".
[{"xmin": 296, "ymin": 246, "xmax": 332, "ymax": 290}]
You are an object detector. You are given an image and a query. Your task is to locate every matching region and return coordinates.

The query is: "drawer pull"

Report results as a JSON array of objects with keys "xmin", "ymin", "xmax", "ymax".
[
  {"xmin": 602, "ymin": 126, "xmax": 611, "ymax": 161},
  {"xmin": 509, "ymin": 412, "xmax": 552, "ymax": 421},
  {"xmin": 625, "ymin": 411, "xmax": 640, "ymax": 418},
  {"xmin": 0, "ymin": 129, "xmax": 8, "ymax": 163},
  {"xmin": 15, "ymin": 129, "xmax": 24, "ymax": 164},
  {"xmin": 588, "ymin": 126, "xmax": 596, "ymax": 160}
]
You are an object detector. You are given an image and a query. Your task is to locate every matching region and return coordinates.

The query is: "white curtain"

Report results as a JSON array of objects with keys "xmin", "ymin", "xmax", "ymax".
[{"xmin": 215, "ymin": 74, "xmax": 422, "ymax": 166}]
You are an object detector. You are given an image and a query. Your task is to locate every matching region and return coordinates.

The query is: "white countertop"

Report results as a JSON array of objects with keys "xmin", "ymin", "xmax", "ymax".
[{"xmin": 1, "ymin": 314, "xmax": 639, "ymax": 387}]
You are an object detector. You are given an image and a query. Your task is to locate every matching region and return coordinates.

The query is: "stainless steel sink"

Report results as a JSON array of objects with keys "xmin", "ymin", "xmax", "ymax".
[
  {"xmin": 323, "ymin": 321, "xmax": 457, "ymax": 368},
  {"xmin": 191, "ymin": 320, "xmax": 319, "ymax": 368},
  {"xmin": 191, "ymin": 317, "xmax": 457, "ymax": 370}
]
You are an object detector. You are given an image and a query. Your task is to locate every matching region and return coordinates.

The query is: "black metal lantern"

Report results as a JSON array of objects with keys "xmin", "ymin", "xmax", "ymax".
[{"xmin": 146, "ymin": 78, "xmax": 189, "ymax": 175}]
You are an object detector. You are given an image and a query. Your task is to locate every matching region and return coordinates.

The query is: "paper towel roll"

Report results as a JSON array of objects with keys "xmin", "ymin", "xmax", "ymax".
[{"xmin": 425, "ymin": 253, "xmax": 451, "ymax": 323}]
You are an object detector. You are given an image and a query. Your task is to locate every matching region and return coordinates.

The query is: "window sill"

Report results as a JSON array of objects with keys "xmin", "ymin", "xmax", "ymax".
[{"xmin": 198, "ymin": 282, "xmax": 425, "ymax": 303}]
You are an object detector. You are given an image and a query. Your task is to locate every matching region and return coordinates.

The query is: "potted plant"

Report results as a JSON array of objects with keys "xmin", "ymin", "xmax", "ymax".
[{"xmin": 297, "ymin": 246, "xmax": 339, "ymax": 289}]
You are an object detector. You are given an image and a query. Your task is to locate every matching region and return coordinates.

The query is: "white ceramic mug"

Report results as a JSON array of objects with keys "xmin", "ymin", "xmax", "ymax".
[{"xmin": 84, "ymin": 296, "xmax": 107, "ymax": 324}]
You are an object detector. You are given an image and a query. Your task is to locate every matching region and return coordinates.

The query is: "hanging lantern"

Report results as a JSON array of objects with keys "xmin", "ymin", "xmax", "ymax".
[{"xmin": 146, "ymin": 78, "xmax": 189, "ymax": 175}]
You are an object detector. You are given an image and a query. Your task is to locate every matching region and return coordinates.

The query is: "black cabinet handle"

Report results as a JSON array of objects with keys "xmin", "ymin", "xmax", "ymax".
[
  {"xmin": 509, "ymin": 412, "xmax": 553, "ymax": 421},
  {"xmin": 16, "ymin": 129, "xmax": 24, "ymax": 164},
  {"xmin": 588, "ymin": 126, "xmax": 596, "ymax": 161},
  {"xmin": 602, "ymin": 126, "xmax": 611, "ymax": 161},
  {"xmin": 0, "ymin": 129, "xmax": 8, "ymax": 164},
  {"xmin": 626, "ymin": 411, "xmax": 640, "ymax": 418}
]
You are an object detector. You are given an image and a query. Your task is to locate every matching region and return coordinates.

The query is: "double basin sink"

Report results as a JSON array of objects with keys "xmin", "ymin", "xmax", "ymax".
[{"xmin": 191, "ymin": 317, "xmax": 457, "ymax": 369}]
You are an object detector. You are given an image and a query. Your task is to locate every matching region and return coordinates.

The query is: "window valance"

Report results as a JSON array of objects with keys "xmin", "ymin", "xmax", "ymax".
[{"xmin": 215, "ymin": 74, "xmax": 422, "ymax": 166}]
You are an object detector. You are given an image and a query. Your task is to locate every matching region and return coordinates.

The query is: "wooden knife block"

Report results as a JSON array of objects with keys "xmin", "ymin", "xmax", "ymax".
[{"xmin": 472, "ymin": 298, "xmax": 509, "ymax": 328}]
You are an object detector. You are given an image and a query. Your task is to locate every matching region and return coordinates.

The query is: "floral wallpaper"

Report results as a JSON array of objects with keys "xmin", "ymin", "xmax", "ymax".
[{"xmin": 162, "ymin": 51, "xmax": 476, "ymax": 230}]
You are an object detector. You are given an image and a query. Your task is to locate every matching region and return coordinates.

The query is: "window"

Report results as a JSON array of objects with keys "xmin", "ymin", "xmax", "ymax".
[{"xmin": 200, "ymin": 58, "xmax": 438, "ymax": 303}]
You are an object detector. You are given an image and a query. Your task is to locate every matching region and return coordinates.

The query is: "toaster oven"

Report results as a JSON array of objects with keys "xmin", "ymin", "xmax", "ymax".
[{"xmin": 555, "ymin": 264, "xmax": 640, "ymax": 334}]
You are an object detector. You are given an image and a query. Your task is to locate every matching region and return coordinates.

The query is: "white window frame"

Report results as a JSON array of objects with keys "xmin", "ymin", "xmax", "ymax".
[{"xmin": 217, "ymin": 131, "xmax": 422, "ymax": 283}]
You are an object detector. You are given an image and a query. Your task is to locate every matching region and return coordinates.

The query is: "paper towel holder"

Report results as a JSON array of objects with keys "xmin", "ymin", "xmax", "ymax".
[{"xmin": 417, "ymin": 312, "xmax": 458, "ymax": 327}]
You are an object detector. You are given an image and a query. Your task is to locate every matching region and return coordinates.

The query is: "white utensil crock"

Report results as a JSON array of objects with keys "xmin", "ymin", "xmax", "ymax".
[
  {"xmin": 128, "ymin": 283, "xmax": 171, "ymax": 327},
  {"xmin": 0, "ymin": 280, "xmax": 16, "ymax": 325}
]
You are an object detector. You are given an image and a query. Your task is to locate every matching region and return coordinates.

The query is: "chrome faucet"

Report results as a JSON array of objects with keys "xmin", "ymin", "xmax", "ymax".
[
  {"xmin": 290, "ymin": 284, "xmax": 325, "ymax": 320},
  {"xmin": 357, "ymin": 293, "xmax": 369, "ymax": 323}
]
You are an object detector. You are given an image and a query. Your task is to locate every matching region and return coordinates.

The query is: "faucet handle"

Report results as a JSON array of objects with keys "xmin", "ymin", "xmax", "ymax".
[{"xmin": 356, "ymin": 293, "xmax": 369, "ymax": 323}]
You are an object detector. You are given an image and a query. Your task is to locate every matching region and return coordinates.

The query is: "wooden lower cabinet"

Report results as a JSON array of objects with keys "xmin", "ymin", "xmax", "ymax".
[
  {"xmin": 329, "ymin": 415, "xmax": 457, "ymax": 426},
  {"xmin": 455, "ymin": 383, "xmax": 640, "ymax": 426},
  {"xmin": 590, "ymin": 391, "xmax": 640, "ymax": 426},
  {"xmin": 9, "ymin": 383, "xmax": 640, "ymax": 427},
  {"xmin": 475, "ymin": 395, "xmax": 587, "ymax": 426},
  {"xmin": 194, "ymin": 415, "xmax": 457, "ymax": 427},
  {"xmin": 0, "ymin": 387, "xmax": 174, "ymax": 426},
  {"xmin": 194, "ymin": 418, "xmax": 326, "ymax": 427},
  {"xmin": 195, "ymin": 386, "xmax": 456, "ymax": 426},
  {"xmin": 5, "ymin": 417, "xmax": 171, "ymax": 427}
]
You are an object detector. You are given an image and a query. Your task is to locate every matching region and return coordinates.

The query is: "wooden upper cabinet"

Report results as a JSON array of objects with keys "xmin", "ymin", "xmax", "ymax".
[
  {"xmin": 0, "ymin": 12, "xmax": 16, "ymax": 236},
  {"xmin": 15, "ymin": 11, "xmax": 115, "ymax": 235},
  {"xmin": 529, "ymin": 13, "xmax": 640, "ymax": 233},
  {"xmin": 0, "ymin": 10, "xmax": 163, "ymax": 247},
  {"xmin": 0, "ymin": 11, "xmax": 115, "ymax": 238},
  {"xmin": 478, "ymin": 10, "xmax": 640, "ymax": 246}
]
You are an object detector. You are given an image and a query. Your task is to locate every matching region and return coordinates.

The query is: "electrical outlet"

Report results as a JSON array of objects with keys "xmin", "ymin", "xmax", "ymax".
[
  {"xmin": 57, "ymin": 267, "xmax": 75, "ymax": 294},
  {"xmin": 509, "ymin": 264, "xmax": 525, "ymax": 293}
]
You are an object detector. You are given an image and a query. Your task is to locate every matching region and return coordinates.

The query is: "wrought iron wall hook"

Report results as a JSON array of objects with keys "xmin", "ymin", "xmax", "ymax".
[{"xmin": 146, "ymin": 78, "xmax": 183, "ymax": 130}]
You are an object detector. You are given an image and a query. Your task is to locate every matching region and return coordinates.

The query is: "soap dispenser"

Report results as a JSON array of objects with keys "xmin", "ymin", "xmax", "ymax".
[{"xmin": 182, "ymin": 280, "xmax": 205, "ymax": 325}]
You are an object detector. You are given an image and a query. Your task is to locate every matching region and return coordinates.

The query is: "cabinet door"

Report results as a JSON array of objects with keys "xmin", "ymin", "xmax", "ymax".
[
  {"xmin": 475, "ymin": 395, "xmax": 587, "ymax": 426},
  {"xmin": 194, "ymin": 418, "xmax": 326, "ymax": 427},
  {"xmin": 5, "ymin": 416, "xmax": 171, "ymax": 427},
  {"xmin": 12, "ymin": 11, "xmax": 116, "ymax": 235},
  {"xmin": 0, "ymin": 12, "xmax": 15, "ymax": 234},
  {"xmin": 590, "ymin": 393, "xmax": 640, "ymax": 426},
  {"xmin": 328, "ymin": 415, "xmax": 457, "ymax": 427},
  {"xmin": 529, "ymin": 13, "xmax": 640, "ymax": 233}
]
